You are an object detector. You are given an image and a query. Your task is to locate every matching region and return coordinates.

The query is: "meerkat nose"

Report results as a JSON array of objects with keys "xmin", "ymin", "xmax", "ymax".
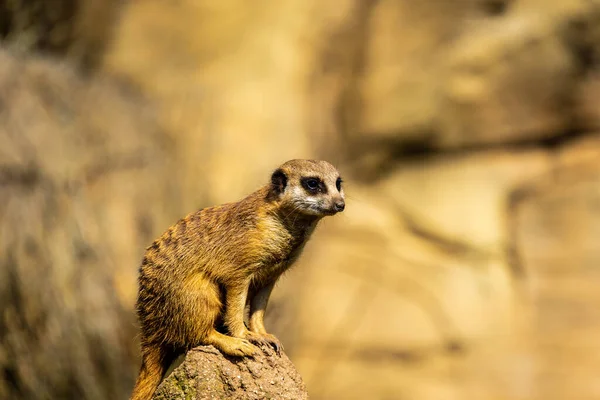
[{"xmin": 334, "ymin": 201, "xmax": 345, "ymax": 212}]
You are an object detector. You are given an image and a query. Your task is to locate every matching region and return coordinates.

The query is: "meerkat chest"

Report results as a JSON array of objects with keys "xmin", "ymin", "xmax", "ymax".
[{"xmin": 255, "ymin": 218, "xmax": 312, "ymax": 268}]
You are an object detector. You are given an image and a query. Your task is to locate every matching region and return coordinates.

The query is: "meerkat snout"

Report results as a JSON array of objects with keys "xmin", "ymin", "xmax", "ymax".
[{"xmin": 327, "ymin": 191, "xmax": 345, "ymax": 214}]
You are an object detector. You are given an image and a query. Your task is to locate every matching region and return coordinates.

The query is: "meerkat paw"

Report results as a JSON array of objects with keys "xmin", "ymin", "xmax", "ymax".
[
  {"xmin": 223, "ymin": 338, "xmax": 258, "ymax": 357},
  {"xmin": 246, "ymin": 331, "xmax": 284, "ymax": 354},
  {"xmin": 209, "ymin": 333, "xmax": 258, "ymax": 357}
]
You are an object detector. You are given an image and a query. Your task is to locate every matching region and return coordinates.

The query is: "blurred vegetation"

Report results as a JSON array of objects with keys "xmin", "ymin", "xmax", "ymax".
[{"xmin": 1, "ymin": 0, "xmax": 600, "ymax": 399}]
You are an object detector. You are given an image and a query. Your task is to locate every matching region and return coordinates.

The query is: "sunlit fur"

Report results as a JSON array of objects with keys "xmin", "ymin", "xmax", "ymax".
[{"xmin": 130, "ymin": 159, "xmax": 344, "ymax": 400}]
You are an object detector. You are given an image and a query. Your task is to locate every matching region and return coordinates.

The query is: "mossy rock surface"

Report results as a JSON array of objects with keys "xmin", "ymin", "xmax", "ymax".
[{"xmin": 154, "ymin": 345, "xmax": 308, "ymax": 400}]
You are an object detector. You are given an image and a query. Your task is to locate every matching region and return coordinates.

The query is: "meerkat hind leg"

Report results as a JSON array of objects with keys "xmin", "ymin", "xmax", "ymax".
[{"xmin": 179, "ymin": 275, "xmax": 257, "ymax": 356}]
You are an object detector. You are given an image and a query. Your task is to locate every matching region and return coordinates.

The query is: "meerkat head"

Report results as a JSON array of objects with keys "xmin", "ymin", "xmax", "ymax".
[{"xmin": 269, "ymin": 159, "xmax": 345, "ymax": 217}]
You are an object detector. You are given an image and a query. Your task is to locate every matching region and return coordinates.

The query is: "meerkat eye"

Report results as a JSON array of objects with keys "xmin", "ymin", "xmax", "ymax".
[
  {"xmin": 302, "ymin": 177, "xmax": 320, "ymax": 192},
  {"xmin": 306, "ymin": 179, "xmax": 319, "ymax": 190},
  {"xmin": 336, "ymin": 177, "xmax": 342, "ymax": 191}
]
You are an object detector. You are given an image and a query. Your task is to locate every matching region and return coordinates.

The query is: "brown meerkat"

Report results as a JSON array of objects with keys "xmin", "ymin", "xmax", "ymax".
[{"xmin": 130, "ymin": 159, "xmax": 345, "ymax": 400}]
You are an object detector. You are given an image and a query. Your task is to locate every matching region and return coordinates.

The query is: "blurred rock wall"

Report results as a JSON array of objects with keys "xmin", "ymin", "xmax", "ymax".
[
  {"xmin": 0, "ymin": 48, "xmax": 185, "ymax": 399},
  {"xmin": 2, "ymin": 0, "xmax": 600, "ymax": 399}
]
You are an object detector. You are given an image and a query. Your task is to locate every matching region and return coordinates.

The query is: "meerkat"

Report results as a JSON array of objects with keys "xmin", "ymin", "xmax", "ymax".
[{"xmin": 130, "ymin": 159, "xmax": 345, "ymax": 400}]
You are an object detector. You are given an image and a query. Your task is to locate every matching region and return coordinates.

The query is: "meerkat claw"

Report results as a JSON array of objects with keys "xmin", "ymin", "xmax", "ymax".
[
  {"xmin": 265, "ymin": 334, "xmax": 283, "ymax": 355},
  {"xmin": 247, "ymin": 332, "xmax": 283, "ymax": 354},
  {"xmin": 271, "ymin": 340, "xmax": 283, "ymax": 355}
]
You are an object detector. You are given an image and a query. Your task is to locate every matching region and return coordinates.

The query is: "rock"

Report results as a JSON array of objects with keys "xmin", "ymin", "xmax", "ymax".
[
  {"xmin": 437, "ymin": 0, "xmax": 600, "ymax": 148},
  {"xmin": 438, "ymin": 13, "xmax": 575, "ymax": 147},
  {"xmin": 378, "ymin": 149, "xmax": 551, "ymax": 250},
  {"xmin": 350, "ymin": 0, "xmax": 472, "ymax": 139},
  {"xmin": 0, "ymin": 0, "xmax": 122, "ymax": 69},
  {"xmin": 351, "ymin": 0, "xmax": 514, "ymax": 140},
  {"xmin": 154, "ymin": 345, "xmax": 308, "ymax": 400},
  {"xmin": 308, "ymin": 0, "xmax": 510, "ymax": 177},
  {"xmin": 511, "ymin": 134, "xmax": 600, "ymax": 400},
  {"xmin": 0, "ymin": 48, "xmax": 180, "ymax": 400},
  {"xmin": 574, "ymin": 73, "xmax": 600, "ymax": 131}
]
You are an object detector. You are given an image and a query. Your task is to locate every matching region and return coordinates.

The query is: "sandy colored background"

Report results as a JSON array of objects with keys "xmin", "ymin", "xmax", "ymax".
[{"xmin": 2, "ymin": 0, "xmax": 600, "ymax": 399}]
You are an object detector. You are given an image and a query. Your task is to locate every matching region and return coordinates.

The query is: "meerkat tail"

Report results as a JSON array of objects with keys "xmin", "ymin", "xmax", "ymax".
[{"xmin": 130, "ymin": 345, "xmax": 175, "ymax": 400}]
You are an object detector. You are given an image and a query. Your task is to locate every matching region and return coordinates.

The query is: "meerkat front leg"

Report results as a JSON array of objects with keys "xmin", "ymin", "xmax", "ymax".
[
  {"xmin": 248, "ymin": 282, "xmax": 283, "ymax": 353},
  {"xmin": 224, "ymin": 279, "xmax": 258, "ymax": 348},
  {"xmin": 224, "ymin": 278, "xmax": 281, "ymax": 355}
]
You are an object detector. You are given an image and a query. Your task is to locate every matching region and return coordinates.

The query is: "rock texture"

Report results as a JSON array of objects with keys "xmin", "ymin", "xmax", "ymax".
[
  {"xmin": 0, "ymin": 48, "xmax": 179, "ymax": 400},
  {"xmin": 511, "ymin": 136, "xmax": 600, "ymax": 400},
  {"xmin": 0, "ymin": 0, "xmax": 122, "ymax": 68},
  {"xmin": 154, "ymin": 346, "xmax": 308, "ymax": 400}
]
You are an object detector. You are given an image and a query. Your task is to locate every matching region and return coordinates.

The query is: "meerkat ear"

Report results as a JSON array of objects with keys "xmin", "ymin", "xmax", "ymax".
[{"xmin": 270, "ymin": 169, "xmax": 288, "ymax": 194}]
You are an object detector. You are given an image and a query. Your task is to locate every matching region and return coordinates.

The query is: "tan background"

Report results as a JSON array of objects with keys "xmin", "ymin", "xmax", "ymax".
[{"xmin": 1, "ymin": 0, "xmax": 600, "ymax": 399}]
